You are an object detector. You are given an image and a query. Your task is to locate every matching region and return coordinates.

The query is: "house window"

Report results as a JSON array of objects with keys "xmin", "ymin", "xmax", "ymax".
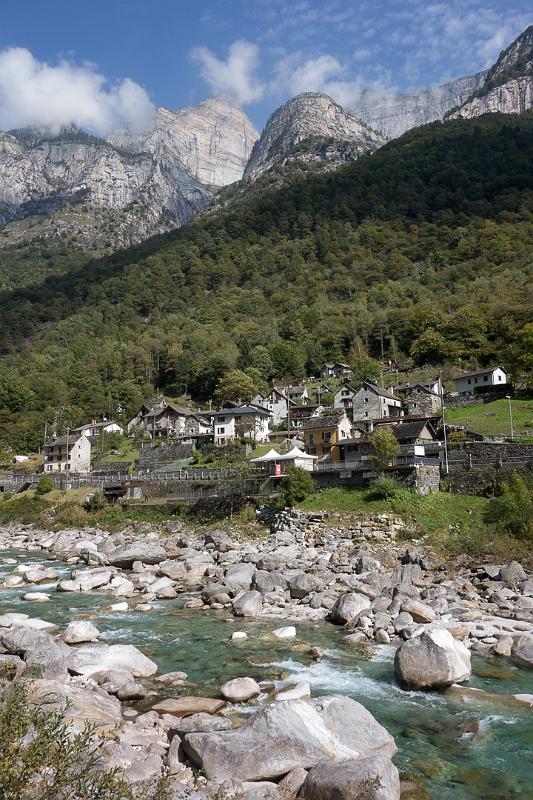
[
  {"xmin": 413, "ymin": 402, "xmax": 417, "ymax": 408},
  {"xmin": 308, "ymin": 447, "xmax": 316, "ymax": 455},
  {"xmin": 323, "ymin": 431, "xmax": 331, "ymax": 441},
  {"xmin": 217, "ymin": 427, "xmax": 225, "ymax": 434},
  {"xmin": 364, "ymin": 397, "xmax": 368, "ymax": 403},
  {"xmin": 309, "ymin": 433, "xmax": 314, "ymax": 443},
  {"xmin": 475, "ymin": 378, "xmax": 478, "ymax": 383},
  {"xmin": 364, "ymin": 411, "xmax": 368, "ymax": 417},
  {"xmin": 498, "ymin": 374, "xmax": 502, "ymax": 381},
  {"xmin": 484, "ymin": 375, "xmax": 488, "ymax": 382}
]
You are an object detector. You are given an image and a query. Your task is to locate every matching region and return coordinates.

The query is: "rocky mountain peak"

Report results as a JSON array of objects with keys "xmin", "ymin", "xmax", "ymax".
[
  {"xmin": 244, "ymin": 92, "xmax": 384, "ymax": 179},
  {"xmin": 110, "ymin": 96, "xmax": 259, "ymax": 189},
  {"xmin": 449, "ymin": 25, "xmax": 533, "ymax": 121}
]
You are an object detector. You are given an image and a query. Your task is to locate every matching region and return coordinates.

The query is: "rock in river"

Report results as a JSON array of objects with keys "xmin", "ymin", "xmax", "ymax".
[
  {"xmin": 61, "ymin": 620, "xmax": 101, "ymax": 644},
  {"xmin": 105, "ymin": 542, "xmax": 167, "ymax": 568},
  {"xmin": 67, "ymin": 642, "xmax": 158, "ymax": 677},
  {"xmin": 183, "ymin": 695, "xmax": 396, "ymax": 782},
  {"xmin": 329, "ymin": 592, "xmax": 371, "ymax": 625},
  {"xmin": 302, "ymin": 755, "xmax": 400, "ymax": 800},
  {"xmin": 394, "ymin": 628, "xmax": 471, "ymax": 689},
  {"xmin": 220, "ymin": 677, "xmax": 261, "ymax": 702}
]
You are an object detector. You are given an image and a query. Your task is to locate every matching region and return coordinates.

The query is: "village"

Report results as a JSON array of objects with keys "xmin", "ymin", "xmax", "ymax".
[{"xmin": 4, "ymin": 361, "xmax": 530, "ymax": 504}]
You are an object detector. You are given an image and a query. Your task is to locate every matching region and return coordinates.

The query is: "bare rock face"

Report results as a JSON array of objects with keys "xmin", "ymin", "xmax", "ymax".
[
  {"xmin": 450, "ymin": 26, "xmax": 533, "ymax": 120},
  {"xmin": 0, "ymin": 97, "xmax": 258, "ymax": 250},
  {"xmin": 244, "ymin": 93, "xmax": 384, "ymax": 180},
  {"xmin": 348, "ymin": 72, "xmax": 487, "ymax": 139},
  {"xmin": 112, "ymin": 97, "xmax": 259, "ymax": 188}
]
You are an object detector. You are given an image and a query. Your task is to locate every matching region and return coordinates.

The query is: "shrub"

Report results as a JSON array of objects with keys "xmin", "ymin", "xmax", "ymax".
[
  {"xmin": 484, "ymin": 472, "xmax": 533, "ymax": 541},
  {"xmin": 35, "ymin": 476, "xmax": 54, "ymax": 495},
  {"xmin": 280, "ymin": 466, "xmax": 315, "ymax": 506},
  {"xmin": 367, "ymin": 474, "xmax": 403, "ymax": 499},
  {"xmin": 84, "ymin": 491, "xmax": 107, "ymax": 511},
  {"xmin": 0, "ymin": 679, "xmax": 131, "ymax": 800}
]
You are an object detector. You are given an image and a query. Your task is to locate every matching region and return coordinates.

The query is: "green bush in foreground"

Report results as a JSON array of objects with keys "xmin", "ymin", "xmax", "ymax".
[
  {"xmin": 484, "ymin": 472, "xmax": 533, "ymax": 542},
  {"xmin": 0, "ymin": 680, "xmax": 131, "ymax": 800},
  {"xmin": 281, "ymin": 466, "xmax": 315, "ymax": 506},
  {"xmin": 367, "ymin": 474, "xmax": 404, "ymax": 500}
]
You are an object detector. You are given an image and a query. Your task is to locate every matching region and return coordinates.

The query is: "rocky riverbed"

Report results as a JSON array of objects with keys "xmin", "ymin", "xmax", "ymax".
[{"xmin": 0, "ymin": 510, "xmax": 532, "ymax": 799}]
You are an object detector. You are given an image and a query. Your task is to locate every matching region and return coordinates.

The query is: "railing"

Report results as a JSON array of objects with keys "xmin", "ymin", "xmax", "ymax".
[{"xmin": 316, "ymin": 456, "xmax": 439, "ymax": 472}]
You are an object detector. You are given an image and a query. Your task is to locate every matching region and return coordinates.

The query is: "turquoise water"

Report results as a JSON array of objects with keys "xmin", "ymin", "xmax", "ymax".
[{"xmin": 1, "ymin": 550, "xmax": 532, "ymax": 799}]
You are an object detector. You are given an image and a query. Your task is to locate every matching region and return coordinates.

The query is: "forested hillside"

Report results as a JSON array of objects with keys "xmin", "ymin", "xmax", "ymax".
[{"xmin": 0, "ymin": 112, "xmax": 532, "ymax": 450}]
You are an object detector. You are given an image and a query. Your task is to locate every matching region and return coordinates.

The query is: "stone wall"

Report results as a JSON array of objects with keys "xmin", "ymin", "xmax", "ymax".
[
  {"xmin": 448, "ymin": 441, "xmax": 533, "ymax": 463},
  {"xmin": 443, "ymin": 463, "xmax": 531, "ymax": 495},
  {"xmin": 444, "ymin": 391, "xmax": 509, "ymax": 409}
]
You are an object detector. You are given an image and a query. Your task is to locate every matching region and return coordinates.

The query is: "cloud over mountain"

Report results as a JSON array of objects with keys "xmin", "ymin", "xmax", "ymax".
[{"xmin": 0, "ymin": 47, "xmax": 154, "ymax": 135}]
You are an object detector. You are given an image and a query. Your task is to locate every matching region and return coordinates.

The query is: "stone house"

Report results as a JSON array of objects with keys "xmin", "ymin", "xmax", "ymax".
[
  {"xmin": 43, "ymin": 432, "xmax": 91, "ymax": 474},
  {"xmin": 396, "ymin": 384, "xmax": 441, "ymax": 416},
  {"xmin": 253, "ymin": 388, "xmax": 294, "ymax": 426},
  {"xmin": 333, "ymin": 384, "xmax": 356, "ymax": 411},
  {"xmin": 141, "ymin": 401, "xmax": 192, "ymax": 439},
  {"xmin": 395, "ymin": 377, "xmax": 442, "ymax": 396},
  {"xmin": 320, "ymin": 362, "xmax": 353, "ymax": 379},
  {"xmin": 126, "ymin": 397, "xmax": 167, "ymax": 433},
  {"xmin": 454, "ymin": 366, "xmax": 508, "ymax": 396},
  {"xmin": 280, "ymin": 385, "xmax": 310, "ymax": 405},
  {"xmin": 303, "ymin": 411, "xmax": 352, "ymax": 460},
  {"xmin": 336, "ymin": 420, "xmax": 438, "ymax": 467},
  {"xmin": 352, "ymin": 382, "xmax": 403, "ymax": 424},
  {"xmin": 180, "ymin": 413, "xmax": 213, "ymax": 446},
  {"xmin": 211, "ymin": 406, "xmax": 272, "ymax": 445}
]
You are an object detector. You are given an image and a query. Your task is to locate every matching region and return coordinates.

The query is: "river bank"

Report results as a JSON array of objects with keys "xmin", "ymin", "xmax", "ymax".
[{"xmin": 0, "ymin": 510, "xmax": 532, "ymax": 799}]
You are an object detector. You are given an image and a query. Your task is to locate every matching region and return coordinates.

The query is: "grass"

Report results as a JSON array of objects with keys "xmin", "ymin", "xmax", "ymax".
[{"xmin": 445, "ymin": 397, "xmax": 533, "ymax": 439}]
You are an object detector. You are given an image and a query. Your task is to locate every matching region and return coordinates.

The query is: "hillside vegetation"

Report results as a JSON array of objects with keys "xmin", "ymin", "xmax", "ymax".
[{"xmin": 0, "ymin": 113, "xmax": 532, "ymax": 449}]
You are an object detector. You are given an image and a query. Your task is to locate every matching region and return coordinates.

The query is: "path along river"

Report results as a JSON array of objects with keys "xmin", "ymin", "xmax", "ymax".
[{"xmin": 1, "ymin": 550, "xmax": 532, "ymax": 800}]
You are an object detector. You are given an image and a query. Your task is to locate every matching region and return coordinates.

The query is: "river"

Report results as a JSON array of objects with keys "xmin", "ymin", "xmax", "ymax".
[{"xmin": 1, "ymin": 550, "xmax": 532, "ymax": 799}]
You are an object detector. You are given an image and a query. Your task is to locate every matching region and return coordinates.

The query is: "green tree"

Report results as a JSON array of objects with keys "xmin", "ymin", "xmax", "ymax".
[
  {"xmin": 410, "ymin": 329, "xmax": 459, "ymax": 366},
  {"xmin": 35, "ymin": 476, "xmax": 54, "ymax": 495},
  {"xmin": 280, "ymin": 466, "xmax": 315, "ymax": 506},
  {"xmin": 214, "ymin": 369, "xmax": 257, "ymax": 405},
  {"xmin": 484, "ymin": 473, "xmax": 533, "ymax": 541},
  {"xmin": 369, "ymin": 426, "xmax": 400, "ymax": 471}
]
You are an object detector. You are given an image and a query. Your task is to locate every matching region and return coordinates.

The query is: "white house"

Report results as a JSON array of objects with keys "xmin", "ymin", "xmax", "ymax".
[
  {"xmin": 253, "ymin": 388, "xmax": 293, "ymax": 425},
  {"xmin": 211, "ymin": 406, "xmax": 272, "ymax": 445},
  {"xmin": 73, "ymin": 420, "xmax": 124, "ymax": 438},
  {"xmin": 43, "ymin": 432, "xmax": 91, "ymax": 474},
  {"xmin": 320, "ymin": 362, "xmax": 353, "ymax": 379},
  {"xmin": 334, "ymin": 384, "xmax": 356, "ymax": 411},
  {"xmin": 454, "ymin": 366, "xmax": 508, "ymax": 396}
]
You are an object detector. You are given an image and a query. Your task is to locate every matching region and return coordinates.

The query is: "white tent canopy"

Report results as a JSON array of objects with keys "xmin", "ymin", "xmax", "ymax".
[
  {"xmin": 250, "ymin": 448, "xmax": 281, "ymax": 462},
  {"xmin": 250, "ymin": 447, "xmax": 317, "ymax": 463}
]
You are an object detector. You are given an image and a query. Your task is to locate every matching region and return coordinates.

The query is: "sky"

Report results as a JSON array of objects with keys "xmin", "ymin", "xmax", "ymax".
[{"xmin": 0, "ymin": 0, "xmax": 530, "ymax": 134}]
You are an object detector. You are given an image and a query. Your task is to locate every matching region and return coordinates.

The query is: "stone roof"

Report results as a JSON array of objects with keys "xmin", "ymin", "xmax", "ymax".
[
  {"xmin": 211, "ymin": 405, "xmax": 272, "ymax": 417},
  {"xmin": 44, "ymin": 433, "xmax": 84, "ymax": 448},
  {"xmin": 359, "ymin": 381, "xmax": 401, "ymax": 401},
  {"xmin": 455, "ymin": 365, "xmax": 506, "ymax": 379},
  {"xmin": 304, "ymin": 413, "xmax": 345, "ymax": 430}
]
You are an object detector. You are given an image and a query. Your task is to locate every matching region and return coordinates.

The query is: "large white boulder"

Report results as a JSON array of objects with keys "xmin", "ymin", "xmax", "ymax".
[
  {"xmin": 302, "ymin": 755, "xmax": 400, "ymax": 800},
  {"xmin": 394, "ymin": 628, "xmax": 471, "ymax": 689},
  {"xmin": 67, "ymin": 642, "xmax": 158, "ymax": 677},
  {"xmin": 220, "ymin": 677, "xmax": 261, "ymax": 702},
  {"xmin": 61, "ymin": 620, "xmax": 101, "ymax": 644},
  {"xmin": 184, "ymin": 695, "xmax": 396, "ymax": 783}
]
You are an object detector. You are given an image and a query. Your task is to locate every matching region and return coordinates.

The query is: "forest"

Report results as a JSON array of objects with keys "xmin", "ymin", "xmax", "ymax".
[{"xmin": 0, "ymin": 112, "xmax": 532, "ymax": 450}]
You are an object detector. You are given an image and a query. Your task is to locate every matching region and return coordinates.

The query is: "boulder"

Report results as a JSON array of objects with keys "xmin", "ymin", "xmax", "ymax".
[
  {"xmin": 394, "ymin": 628, "xmax": 471, "ymax": 689},
  {"xmin": 30, "ymin": 679, "xmax": 122, "ymax": 733},
  {"xmin": 173, "ymin": 712, "xmax": 235, "ymax": 735},
  {"xmin": 225, "ymin": 563, "xmax": 256, "ymax": 592},
  {"xmin": 67, "ymin": 643, "xmax": 158, "ymax": 677},
  {"xmin": 302, "ymin": 755, "xmax": 400, "ymax": 800},
  {"xmin": 233, "ymin": 591, "xmax": 262, "ymax": 618},
  {"xmin": 253, "ymin": 571, "xmax": 288, "ymax": 595},
  {"xmin": 499, "ymin": 561, "xmax": 527, "ymax": 584},
  {"xmin": 220, "ymin": 677, "xmax": 261, "ymax": 702},
  {"xmin": 329, "ymin": 593, "xmax": 371, "ymax": 625},
  {"xmin": 106, "ymin": 543, "xmax": 167, "ymax": 568},
  {"xmin": 289, "ymin": 573, "xmax": 323, "ymax": 600},
  {"xmin": 272, "ymin": 626, "xmax": 296, "ymax": 639},
  {"xmin": 23, "ymin": 567, "xmax": 59, "ymax": 584},
  {"xmin": 512, "ymin": 634, "xmax": 533, "ymax": 668},
  {"xmin": 61, "ymin": 620, "xmax": 100, "ymax": 644},
  {"xmin": 400, "ymin": 600, "xmax": 436, "ymax": 624},
  {"xmin": 152, "ymin": 696, "xmax": 225, "ymax": 717},
  {"xmin": 22, "ymin": 592, "xmax": 50, "ymax": 602},
  {"xmin": 1, "ymin": 625, "xmax": 70, "ymax": 679},
  {"xmin": 184, "ymin": 695, "xmax": 396, "ymax": 782}
]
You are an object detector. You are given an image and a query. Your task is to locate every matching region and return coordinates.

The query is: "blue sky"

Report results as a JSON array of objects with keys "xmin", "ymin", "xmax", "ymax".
[{"xmin": 0, "ymin": 0, "xmax": 530, "ymax": 132}]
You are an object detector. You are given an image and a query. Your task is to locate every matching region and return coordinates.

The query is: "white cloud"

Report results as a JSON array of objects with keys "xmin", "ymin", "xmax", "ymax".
[
  {"xmin": 190, "ymin": 40, "xmax": 264, "ymax": 104},
  {"xmin": 0, "ymin": 47, "xmax": 154, "ymax": 136}
]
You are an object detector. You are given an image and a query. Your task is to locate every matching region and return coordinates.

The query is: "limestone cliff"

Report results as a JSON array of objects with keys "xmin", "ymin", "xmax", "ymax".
[
  {"xmin": 450, "ymin": 26, "xmax": 533, "ymax": 120},
  {"xmin": 349, "ymin": 73, "xmax": 487, "ymax": 139},
  {"xmin": 244, "ymin": 93, "xmax": 384, "ymax": 180},
  {"xmin": 110, "ymin": 97, "xmax": 259, "ymax": 188}
]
